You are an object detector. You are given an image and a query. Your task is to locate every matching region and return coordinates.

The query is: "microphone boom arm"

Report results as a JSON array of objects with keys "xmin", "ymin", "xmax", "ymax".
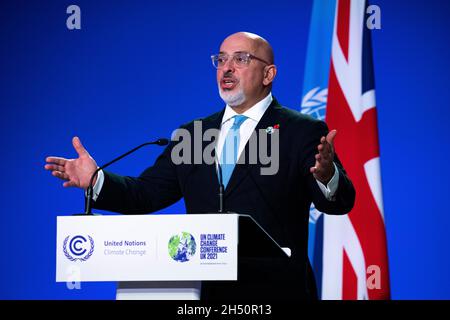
[{"xmin": 84, "ymin": 138, "xmax": 169, "ymax": 215}]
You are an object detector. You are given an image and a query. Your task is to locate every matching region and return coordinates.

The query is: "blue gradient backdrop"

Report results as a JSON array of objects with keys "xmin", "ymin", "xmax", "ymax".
[{"xmin": 1, "ymin": 0, "xmax": 449, "ymax": 299}]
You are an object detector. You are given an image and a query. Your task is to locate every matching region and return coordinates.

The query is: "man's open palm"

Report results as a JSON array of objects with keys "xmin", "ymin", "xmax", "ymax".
[
  {"xmin": 44, "ymin": 137, "xmax": 97, "ymax": 189},
  {"xmin": 310, "ymin": 129, "xmax": 337, "ymax": 184}
]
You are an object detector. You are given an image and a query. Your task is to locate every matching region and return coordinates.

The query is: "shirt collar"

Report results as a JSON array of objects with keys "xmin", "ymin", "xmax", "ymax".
[{"xmin": 221, "ymin": 93, "xmax": 273, "ymax": 125}]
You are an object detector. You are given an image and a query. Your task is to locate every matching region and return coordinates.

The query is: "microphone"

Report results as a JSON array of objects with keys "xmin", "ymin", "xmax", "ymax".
[
  {"xmin": 217, "ymin": 161, "xmax": 225, "ymax": 213},
  {"xmin": 84, "ymin": 138, "xmax": 169, "ymax": 215}
]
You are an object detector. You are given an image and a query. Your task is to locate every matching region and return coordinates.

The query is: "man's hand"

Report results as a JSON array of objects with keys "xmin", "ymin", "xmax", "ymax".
[
  {"xmin": 44, "ymin": 137, "xmax": 98, "ymax": 189},
  {"xmin": 310, "ymin": 129, "xmax": 337, "ymax": 185}
]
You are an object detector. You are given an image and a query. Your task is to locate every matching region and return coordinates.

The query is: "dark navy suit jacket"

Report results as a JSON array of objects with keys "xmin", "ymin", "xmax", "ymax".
[{"xmin": 93, "ymin": 98, "xmax": 355, "ymax": 300}]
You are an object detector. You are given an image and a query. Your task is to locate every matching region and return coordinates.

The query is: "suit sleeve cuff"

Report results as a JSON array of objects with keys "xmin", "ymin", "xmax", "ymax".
[
  {"xmin": 315, "ymin": 162, "xmax": 339, "ymax": 201},
  {"xmin": 84, "ymin": 169, "xmax": 105, "ymax": 202}
]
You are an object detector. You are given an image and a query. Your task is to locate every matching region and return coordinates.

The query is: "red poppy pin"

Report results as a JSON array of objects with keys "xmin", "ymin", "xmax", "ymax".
[{"xmin": 266, "ymin": 124, "xmax": 280, "ymax": 134}]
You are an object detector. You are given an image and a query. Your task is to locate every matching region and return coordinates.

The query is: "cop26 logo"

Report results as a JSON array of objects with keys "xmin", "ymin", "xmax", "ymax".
[
  {"xmin": 63, "ymin": 235, "xmax": 94, "ymax": 262},
  {"xmin": 168, "ymin": 232, "xmax": 196, "ymax": 263}
]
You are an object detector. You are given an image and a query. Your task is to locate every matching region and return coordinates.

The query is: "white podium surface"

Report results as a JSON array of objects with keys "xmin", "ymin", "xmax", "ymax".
[
  {"xmin": 115, "ymin": 281, "xmax": 202, "ymax": 300},
  {"xmin": 56, "ymin": 214, "xmax": 238, "ymax": 286}
]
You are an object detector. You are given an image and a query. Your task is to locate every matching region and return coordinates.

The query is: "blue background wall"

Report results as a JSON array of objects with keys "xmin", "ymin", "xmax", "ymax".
[{"xmin": 1, "ymin": 0, "xmax": 449, "ymax": 299}]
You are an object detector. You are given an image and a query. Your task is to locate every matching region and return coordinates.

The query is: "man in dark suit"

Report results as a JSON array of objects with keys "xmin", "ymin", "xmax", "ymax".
[{"xmin": 45, "ymin": 32, "xmax": 355, "ymax": 300}]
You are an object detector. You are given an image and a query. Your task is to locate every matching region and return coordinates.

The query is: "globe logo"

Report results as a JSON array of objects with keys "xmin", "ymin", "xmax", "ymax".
[{"xmin": 168, "ymin": 232, "xmax": 196, "ymax": 262}]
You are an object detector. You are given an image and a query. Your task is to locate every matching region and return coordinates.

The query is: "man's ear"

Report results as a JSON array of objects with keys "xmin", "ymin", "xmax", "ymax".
[{"xmin": 263, "ymin": 65, "xmax": 277, "ymax": 86}]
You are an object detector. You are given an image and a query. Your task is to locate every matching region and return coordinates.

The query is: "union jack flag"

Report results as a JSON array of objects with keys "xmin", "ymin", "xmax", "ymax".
[{"xmin": 302, "ymin": 0, "xmax": 390, "ymax": 299}]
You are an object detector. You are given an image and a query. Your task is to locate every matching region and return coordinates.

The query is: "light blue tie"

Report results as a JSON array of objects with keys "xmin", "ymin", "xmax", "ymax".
[{"xmin": 220, "ymin": 115, "xmax": 248, "ymax": 188}]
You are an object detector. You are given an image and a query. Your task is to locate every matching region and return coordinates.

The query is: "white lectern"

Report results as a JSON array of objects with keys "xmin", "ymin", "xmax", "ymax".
[{"xmin": 56, "ymin": 213, "xmax": 289, "ymax": 300}]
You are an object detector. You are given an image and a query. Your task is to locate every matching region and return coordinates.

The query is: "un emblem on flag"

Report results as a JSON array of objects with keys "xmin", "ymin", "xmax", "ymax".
[{"xmin": 301, "ymin": 86, "xmax": 328, "ymax": 121}]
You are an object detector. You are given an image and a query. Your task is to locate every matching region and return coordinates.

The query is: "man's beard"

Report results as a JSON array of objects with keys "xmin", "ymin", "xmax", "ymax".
[{"xmin": 218, "ymin": 85, "xmax": 247, "ymax": 107}]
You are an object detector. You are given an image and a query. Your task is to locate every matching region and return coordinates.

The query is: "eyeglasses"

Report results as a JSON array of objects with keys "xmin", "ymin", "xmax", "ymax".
[{"xmin": 211, "ymin": 52, "xmax": 270, "ymax": 69}]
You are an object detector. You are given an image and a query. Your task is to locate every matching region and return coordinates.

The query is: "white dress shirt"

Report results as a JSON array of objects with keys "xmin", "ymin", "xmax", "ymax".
[{"xmin": 92, "ymin": 93, "xmax": 339, "ymax": 201}]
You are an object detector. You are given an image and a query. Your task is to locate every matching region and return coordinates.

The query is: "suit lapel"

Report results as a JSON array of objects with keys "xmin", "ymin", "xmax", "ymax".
[{"xmin": 198, "ymin": 109, "xmax": 224, "ymax": 188}]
